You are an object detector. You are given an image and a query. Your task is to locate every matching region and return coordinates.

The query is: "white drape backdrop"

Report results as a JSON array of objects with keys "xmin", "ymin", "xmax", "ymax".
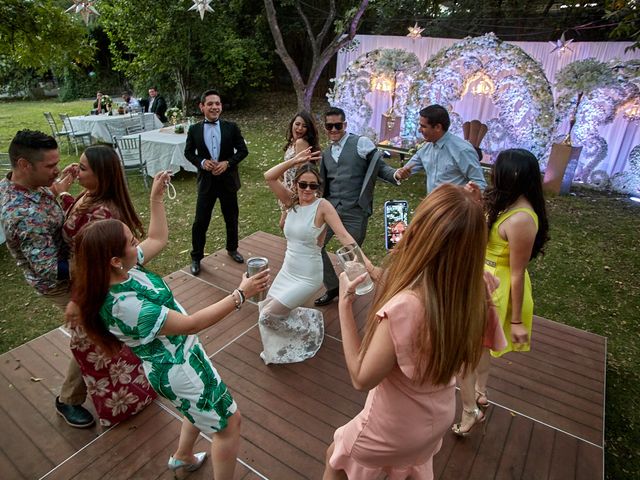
[{"xmin": 336, "ymin": 35, "xmax": 640, "ymax": 178}]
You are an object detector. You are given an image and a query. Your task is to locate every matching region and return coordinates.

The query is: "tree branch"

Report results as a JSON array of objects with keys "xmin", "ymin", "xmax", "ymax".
[
  {"xmin": 263, "ymin": 0, "xmax": 305, "ymax": 89},
  {"xmin": 295, "ymin": 1, "xmax": 319, "ymax": 59},
  {"xmin": 316, "ymin": 0, "xmax": 337, "ymax": 48}
]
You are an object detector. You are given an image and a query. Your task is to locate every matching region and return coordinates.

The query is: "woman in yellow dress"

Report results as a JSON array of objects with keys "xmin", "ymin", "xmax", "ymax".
[{"xmin": 452, "ymin": 148, "xmax": 549, "ymax": 436}]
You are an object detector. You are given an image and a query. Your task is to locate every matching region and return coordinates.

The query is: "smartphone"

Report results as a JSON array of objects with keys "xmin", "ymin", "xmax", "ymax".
[{"xmin": 384, "ymin": 200, "xmax": 409, "ymax": 250}]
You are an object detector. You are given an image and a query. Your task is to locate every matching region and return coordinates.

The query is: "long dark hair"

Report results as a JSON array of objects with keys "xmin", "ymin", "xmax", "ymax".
[
  {"xmin": 73, "ymin": 219, "xmax": 126, "ymax": 355},
  {"xmin": 78, "ymin": 145, "xmax": 144, "ymax": 239},
  {"xmin": 484, "ymin": 148, "xmax": 549, "ymax": 259},
  {"xmin": 283, "ymin": 111, "xmax": 320, "ymax": 152}
]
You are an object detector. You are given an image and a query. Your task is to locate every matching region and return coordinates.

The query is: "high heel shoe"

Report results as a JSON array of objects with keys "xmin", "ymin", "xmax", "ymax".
[
  {"xmin": 167, "ymin": 451, "xmax": 208, "ymax": 472},
  {"xmin": 451, "ymin": 407, "xmax": 486, "ymax": 437},
  {"xmin": 476, "ymin": 389, "xmax": 489, "ymax": 412}
]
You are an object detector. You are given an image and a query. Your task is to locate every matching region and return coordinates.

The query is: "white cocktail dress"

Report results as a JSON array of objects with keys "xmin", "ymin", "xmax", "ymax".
[{"xmin": 258, "ymin": 198, "xmax": 325, "ymax": 364}]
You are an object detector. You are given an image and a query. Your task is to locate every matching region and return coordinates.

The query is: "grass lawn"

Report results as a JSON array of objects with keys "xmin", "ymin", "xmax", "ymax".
[{"xmin": 0, "ymin": 94, "xmax": 638, "ymax": 478}]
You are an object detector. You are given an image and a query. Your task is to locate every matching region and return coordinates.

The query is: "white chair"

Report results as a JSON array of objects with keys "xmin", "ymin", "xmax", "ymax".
[
  {"xmin": 43, "ymin": 112, "xmax": 71, "ymax": 151},
  {"xmin": 59, "ymin": 113, "xmax": 92, "ymax": 155},
  {"xmin": 106, "ymin": 122, "xmax": 128, "ymax": 146},
  {"xmin": 124, "ymin": 118, "xmax": 144, "ymax": 135},
  {"xmin": 114, "ymin": 135, "xmax": 149, "ymax": 189},
  {"xmin": 129, "ymin": 110, "xmax": 146, "ymax": 131}
]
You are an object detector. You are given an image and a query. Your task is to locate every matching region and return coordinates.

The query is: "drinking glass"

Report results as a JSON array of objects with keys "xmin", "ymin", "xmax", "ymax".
[{"xmin": 336, "ymin": 244, "xmax": 374, "ymax": 295}]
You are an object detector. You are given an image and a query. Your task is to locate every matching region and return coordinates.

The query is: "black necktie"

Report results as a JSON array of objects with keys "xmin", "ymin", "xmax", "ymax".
[{"xmin": 204, "ymin": 120, "xmax": 218, "ymax": 125}]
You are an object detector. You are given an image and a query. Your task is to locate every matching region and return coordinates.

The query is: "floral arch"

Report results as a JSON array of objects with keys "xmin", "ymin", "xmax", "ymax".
[
  {"xmin": 405, "ymin": 33, "xmax": 555, "ymax": 160},
  {"xmin": 328, "ymin": 48, "xmax": 421, "ymax": 139}
]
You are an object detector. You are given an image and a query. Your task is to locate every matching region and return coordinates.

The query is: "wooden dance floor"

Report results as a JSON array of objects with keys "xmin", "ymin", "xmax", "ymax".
[{"xmin": 0, "ymin": 231, "xmax": 605, "ymax": 479}]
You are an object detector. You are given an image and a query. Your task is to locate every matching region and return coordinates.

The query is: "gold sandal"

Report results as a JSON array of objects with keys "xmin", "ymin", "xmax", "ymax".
[
  {"xmin": 451, "ymin": 407, "xmax": 486, "ymax": 437},
  {"xmin": 476, "ymin": 389, "xmax": 489, "ymax": 411}
]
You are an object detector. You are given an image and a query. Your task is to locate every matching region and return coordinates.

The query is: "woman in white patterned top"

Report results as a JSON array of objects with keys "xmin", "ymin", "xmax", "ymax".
[{"xmin": 70, "ymin": 172, "xmax": 270, "ymax": 478}]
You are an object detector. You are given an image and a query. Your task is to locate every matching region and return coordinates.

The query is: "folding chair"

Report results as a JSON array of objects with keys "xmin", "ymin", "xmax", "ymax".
[
  {"xmin": 59, "ymin": 113, "xmax": 92, "ymax": 155},
  {"xmin": 106, "ymin": 122, "xmax": 128, "ymax": 146},
  {"xmin": 124, "ymin": 118, "xmax": 144, "ymax": 135},
  {"xmin": 114, "ymin": 135, "xmax": 149, "ymax": 189},
  {"xmin": 43, "ymin": 112, "xmax": 71, "ymax": 151}
]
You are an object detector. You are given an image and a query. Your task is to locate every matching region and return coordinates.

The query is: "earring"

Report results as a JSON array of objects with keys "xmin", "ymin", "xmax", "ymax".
[{"xmin": 119, "ymin": 265, "xmax": 124, "ymax": 270}]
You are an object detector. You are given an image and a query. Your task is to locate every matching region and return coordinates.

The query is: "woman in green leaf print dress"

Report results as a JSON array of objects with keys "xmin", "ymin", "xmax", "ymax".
[{"xmin": 70, "ymin": 172, "xmax": 270, "ymax": 479}]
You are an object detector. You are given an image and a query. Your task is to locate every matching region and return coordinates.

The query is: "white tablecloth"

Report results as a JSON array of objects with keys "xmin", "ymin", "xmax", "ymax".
[
  {"xmin": 123, "ymin": 128, "xmax": 196, "ymax": 176},
  {"xmin": 69, "ymin": 113, "xmax": 163, "ymax": 143}
]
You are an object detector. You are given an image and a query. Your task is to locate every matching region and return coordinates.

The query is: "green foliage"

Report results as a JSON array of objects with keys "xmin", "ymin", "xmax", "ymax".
[
  {"xmin": 99, "ymin": 0, "xmax": 272, "ymax": 108},
  {"xmin": 607, "ymin": 0, "xmax": 640, "ymax": 50},
  {"xmin": 0, "ymin": 0, "xmax": 94, "ymax": 74},
  {"xmin": 555, "ymin": 58, "xmax": 615, "ymax": 94}
]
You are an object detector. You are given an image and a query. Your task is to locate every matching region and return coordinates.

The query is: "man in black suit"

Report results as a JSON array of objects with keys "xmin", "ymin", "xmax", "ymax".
[
  {"xmin": 146, "ymin": 86, "xmax": 167, "ymax": 123},
  {"xmin": 185, "ymin": 89, "xmax": 249, "ymax": 275}
]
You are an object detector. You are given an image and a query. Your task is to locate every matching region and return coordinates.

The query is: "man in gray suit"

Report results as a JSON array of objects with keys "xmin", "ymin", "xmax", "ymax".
[{"xmin": 314, "ymin": 107, "xmax": 401, "ymax": 306}]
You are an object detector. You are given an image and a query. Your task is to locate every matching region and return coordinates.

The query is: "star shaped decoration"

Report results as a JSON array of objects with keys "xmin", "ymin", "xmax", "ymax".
[
  {"xmin": 407, "ymin": 23, "xmax": 425, "ymax": 40},
  {"xmin": 188, "ymin": 0, "xmax": 214, "ymax": 20},
  {"xmin": 549, "ymin": 33, "xmax": 574, "ymax": 55},
  {"xmin": 65, "ymin": 1, "xmax": 99, "ymax": 26}
]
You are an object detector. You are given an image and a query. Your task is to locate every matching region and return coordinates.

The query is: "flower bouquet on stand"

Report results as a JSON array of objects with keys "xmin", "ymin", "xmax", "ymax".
[
  {"xmin": 101, "ymin": 95, "xmax": 113, "ymax": 115},
  {"xmin": 166, "ymin": 107, "xmax": 184, "ymax": 133}
]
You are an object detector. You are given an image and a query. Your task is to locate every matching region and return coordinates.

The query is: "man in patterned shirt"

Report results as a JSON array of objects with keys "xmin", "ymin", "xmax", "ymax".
[{"xmin": 0, "ymin": 130, "xmax": 94, "ymax": 428}]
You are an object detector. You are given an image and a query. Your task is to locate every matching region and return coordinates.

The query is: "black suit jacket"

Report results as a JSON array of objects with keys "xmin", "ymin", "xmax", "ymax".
[
  {"xmin": 147, "ymin": 95, "xmax": 167, "ymax": 123},
  {"xmin": 185, "ymin": 120, "xmax": 249, "ymax": 194}
]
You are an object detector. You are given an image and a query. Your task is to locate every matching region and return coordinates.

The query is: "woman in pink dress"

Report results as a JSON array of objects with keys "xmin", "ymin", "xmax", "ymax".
[
  {"xmin": 324, "ymin": 184, "xmax": 490, "ymax": 480},
  {"xmin": 63, "ymin": 145, "xmax": 155, "ymax": 427}
]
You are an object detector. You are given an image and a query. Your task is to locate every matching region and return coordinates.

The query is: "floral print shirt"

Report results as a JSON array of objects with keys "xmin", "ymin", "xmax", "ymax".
[{"xmin": 0, "ymin": 175, "xmax": 74, "ymax": 294}]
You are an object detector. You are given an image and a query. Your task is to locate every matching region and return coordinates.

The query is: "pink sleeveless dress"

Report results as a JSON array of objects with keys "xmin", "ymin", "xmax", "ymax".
[{"xmin": 329, "ymin": 291, "xmax": 455, "ymax": 480}]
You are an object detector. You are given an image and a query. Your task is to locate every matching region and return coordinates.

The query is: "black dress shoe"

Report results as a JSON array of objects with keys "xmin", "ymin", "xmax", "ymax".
[
  {"xmin": 314, "ymin": 288, "xmax": 339, "ymax": 306},
  {"xmin": 228, "ymin": 251, "xmax": 244, "ymax": 263},
  {"xmin": 55, "ymin": 397, "xmax": 95, "ymax": 428},
  {"xmin": 191, "ymin": 260, "xmax": 201, "ymax": 276}
]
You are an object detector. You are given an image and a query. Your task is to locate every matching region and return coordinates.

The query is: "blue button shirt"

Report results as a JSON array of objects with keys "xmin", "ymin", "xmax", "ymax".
[
  {"xmin": 405, "ymin": 131, "xmax": 487, "ymax": 194},
  {"xmin": 204, "ymin": 121, "xmax": 221, "ymax": 162}
]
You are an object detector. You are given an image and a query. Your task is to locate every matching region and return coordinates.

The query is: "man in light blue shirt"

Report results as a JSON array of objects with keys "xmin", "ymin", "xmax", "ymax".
[{"xmin": 396, "ymin": 105, "xmax": 487, "ymax": 194}]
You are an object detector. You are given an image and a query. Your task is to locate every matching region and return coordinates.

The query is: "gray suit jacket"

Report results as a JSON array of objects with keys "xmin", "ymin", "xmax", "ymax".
[{"xmin": 319, "ymin": 134, "xmax": 397, "ymax": 216}]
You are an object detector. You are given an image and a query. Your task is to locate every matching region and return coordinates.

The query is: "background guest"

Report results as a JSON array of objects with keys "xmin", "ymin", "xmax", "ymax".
[
  {"xmin": 146, "ymin": 86, "xmax": 167, "ymax": 123},
  {"xmin": 121, "ymin": 90, "xmax": 141, "ymax": 111},
  {"xmin": 324, "ymin": 184, "xmax": 489, "ymax": 479},
  {"xmin": 452, "ymin": 148, "xmax": 550, "ymax": 436},
  {"xmin": 71, "ymin": 173, "xmax": 270, "ymax": 478}
]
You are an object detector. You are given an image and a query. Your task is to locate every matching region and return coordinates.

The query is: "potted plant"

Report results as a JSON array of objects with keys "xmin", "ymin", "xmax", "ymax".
[{"xmin": 545, "ymin": 59, "xmax": 616, "ymax": 194}]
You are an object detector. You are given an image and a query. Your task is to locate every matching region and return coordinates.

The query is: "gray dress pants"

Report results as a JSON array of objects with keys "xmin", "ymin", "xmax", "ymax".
[{"xmin": 320, "ymin": 205, "xmax": 369, "ymax": 292}]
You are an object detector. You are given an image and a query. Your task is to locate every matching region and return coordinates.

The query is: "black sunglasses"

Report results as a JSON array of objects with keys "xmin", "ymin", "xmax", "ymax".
[
  {"xmin": 297, "ymin": 181, "xmax": 320, "ymax": 191},
  {"xmin": 324, "ymin": 122, "xmax": 344, "ymax": 131}
]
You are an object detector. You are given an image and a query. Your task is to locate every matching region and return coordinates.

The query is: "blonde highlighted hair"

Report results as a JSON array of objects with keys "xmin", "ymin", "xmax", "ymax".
[{"xmin": 360, "ymin": 184, "xmax": 488, "ymax": 386}]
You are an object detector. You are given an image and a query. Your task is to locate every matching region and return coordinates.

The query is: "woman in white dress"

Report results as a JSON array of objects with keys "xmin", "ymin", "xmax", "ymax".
[{"xmin": 261, "ymin": 149, "xmax": 356, "ymax": 364}]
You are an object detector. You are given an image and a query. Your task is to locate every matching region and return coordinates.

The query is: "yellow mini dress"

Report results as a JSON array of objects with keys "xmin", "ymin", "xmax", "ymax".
[{"xmin": 484, "ymin": 207, "xmax": 538, "ymax": 357}]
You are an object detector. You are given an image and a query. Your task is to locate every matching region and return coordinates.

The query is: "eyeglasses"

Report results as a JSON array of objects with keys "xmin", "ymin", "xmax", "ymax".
[
  {"xmin": 297, "ymin": 181, "xmax": 320, "ymax": 191},
  {"xmin": 324, "ymin": 122, "xmax": 344, "ymax": 131}
]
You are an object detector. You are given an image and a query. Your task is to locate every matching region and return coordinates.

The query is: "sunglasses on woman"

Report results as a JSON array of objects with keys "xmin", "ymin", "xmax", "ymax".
[
  {"xmin": 297, "ymin": 181, "xmax": 320, "ymax": 190},
  {"xmin": 324, "ymin": 122, "xmax": 344, "ymax": 131}
]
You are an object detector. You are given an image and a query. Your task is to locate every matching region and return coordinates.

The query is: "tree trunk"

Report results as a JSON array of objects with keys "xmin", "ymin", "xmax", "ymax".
[{"xmin": 263, "ymin": 0, "xmax": 369, "ymax": 115}]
